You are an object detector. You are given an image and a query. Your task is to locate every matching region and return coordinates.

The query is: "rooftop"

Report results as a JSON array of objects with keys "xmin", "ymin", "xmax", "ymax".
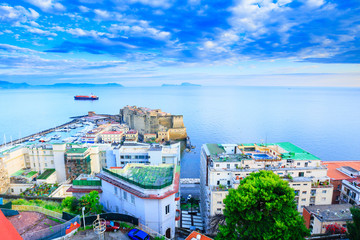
[
  {"xmin": 102, "ymin": 131, "xmax": 123, "ymax": 135},
  {"xmin": 12, "ymin": 169, "xmax": 37, "ymax": 178},
  {"xmin": 66, "ymin": 147, "xmax": 88, "ymax": 154},
  {"xmin": 322, "ymin": 161, "xmax": 360, "ymax": 180},
  {"xmin": 267, "ymin": 142, "xmax": 320, "ymax": 160},
  {"xmin": 185, "ymin": 232, "xmax": 213, "ymax": 240},
  {"xmin": 37, "ymin": 169, "xmax": 56, "ymax": 180},
  {"xmin": 304, "ymin": 204, "xmax": 354, "ymax": 222},
  {"xmin": 104, "ymin": 164, "xmax": 175, "ymax": 189}
]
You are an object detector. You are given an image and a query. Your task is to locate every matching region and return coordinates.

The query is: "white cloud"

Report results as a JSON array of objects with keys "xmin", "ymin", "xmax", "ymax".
[
  {"xmin": 0, "ymin": 5, "xmax": 40, "ymax": 24},
  {"xmin": 127, "ymin": 0, "xmax": 173, "ymax": 8},
  {"xmin": 25, "ymin": 0, "xmax": 65, "ymax": 12},
  {"xmin": 79, "ymin": 6, "xmax": 90, "ymax": 13},
  {"xmin": 27, "ymin": 27, "xmax": 57, "ymax": 36},
  {"xmin": 0, "ymin": 43, "xmax": 40, "ymax": 53},
  {"xmin": 66, "ymin": 28, "xmax": 106, "ymax": 38},
  {"xmin": 305, "ymin": 0, "xmax": 324, "ymax": 8},
  {"xmin": 110, "ymin": 24, "xmax": 171, "ymax": 40}
]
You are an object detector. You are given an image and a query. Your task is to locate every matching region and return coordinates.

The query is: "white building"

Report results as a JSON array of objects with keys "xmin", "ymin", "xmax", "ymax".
[
  {"xmin": 108, "ymin": 142, "xmax": 181, "ymax": 168},
  {"xmin": 97, "ymin": 164, "xmax": 180, "ymax": 239},
  {"xmin": 341, "ymin": 177, "xmax": 360, "ymax": 205},
  {"xmin": 200, "ymin": 142, "xmax": 333, "ymax": 233}
]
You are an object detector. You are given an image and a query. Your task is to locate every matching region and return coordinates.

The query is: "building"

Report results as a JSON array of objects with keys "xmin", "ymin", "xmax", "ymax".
[
  {"xmin": 200, "ymin": 142, "xmax": 333, "ymax": 233},
  {"xmin": 65, "ymin": 148, "xmax": 92, "ymax": 180},
  {"xmin": 97, "ymin": 164, "xmax": 180, "ymax": 239},
  {"xmin": 144, "ymin": 133, "xmax": 157, "ymax": 143},
  {"xmin": 66, "ymin": 174, "xmax": 102, "ymax": 198},
  {"xmin": 125, "ymin": 130, "xmax": 138, "ymax": 142},
  {"xmin": 120, "ymin": 106, "xmax": 187, "ymax": 141},
  {"xmin": 341, "ymin": 177, "xmax": 360, "ymax": 205},
  {"xmin": 303, "ymin": 204, "xmax": 353, "ymax": 234},
  {"xmin": 323, "ymin": 161, "xmax": 360, "ymax": 204},
  {"xmin": 100, "ymin": 131, "xmax": 124, "ymax": 143},
  {"xmin": 185, "ymin": 231, "xmax": 213, "ymax": 240},
  {"xmin": 108, "ymin": 142, "xmax": 181, "ymax": 168}
]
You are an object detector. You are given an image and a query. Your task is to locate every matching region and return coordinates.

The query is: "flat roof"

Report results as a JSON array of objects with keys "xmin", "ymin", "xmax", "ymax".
[
  {"xmin": 107, "ymin": 164, "xmax": 175, "ymax": 188},
  {"xmin": 37, "ymin": 169, "xmax": 56, "ymax": 179},
  {"xmin": 66, "ymin": 147, "xmax": 88, "ymax": 154},
  {"xmin": 206, "ymin": 144, "xmax": 225, "ymax": 156},
  {"xmin": 304, "ymin": 204, "xmax": 354, "ymax": 222},
  {"xmin": 102, "ymin": 131, "xmax": 123, "ymax": 134},
  {"xmin": 342, "ymin": 166, "xmax": 359, "ymax": 173},
  {"xmin": 268, "ymin": 142, "xmax": 320, "ymax": 160},
  {"xmin": 322, "ymin": 161, "xmax": 360, "ymax": 180}
]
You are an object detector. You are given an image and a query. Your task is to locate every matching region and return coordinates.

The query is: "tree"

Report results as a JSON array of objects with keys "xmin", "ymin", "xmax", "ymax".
[
  {"xmin": 347, "ymin": 207, "xmax": 360, "ymax": 240},
  {"xmin": 62, "ymin": 196, "xmax": 79, "ymax": 213},
  {"xmin": 78, "ymin": 191, "xmax": 103, "ymax": 215},
  {"xmin": 209, "ymin": 213, "xmax": 226, "ymax": 235},
  {"xmin": 216, "ymin": 170, "xmax": 310, "ymax": 240}
]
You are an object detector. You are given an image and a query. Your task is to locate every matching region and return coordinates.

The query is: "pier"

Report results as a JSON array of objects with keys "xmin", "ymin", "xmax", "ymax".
[{"xmin": 0, "ymin": 119, "xmax": 78, "ymax": 149}]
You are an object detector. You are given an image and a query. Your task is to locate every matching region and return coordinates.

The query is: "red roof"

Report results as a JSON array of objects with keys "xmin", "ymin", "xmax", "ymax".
[
  {"xmin": 126, "ymin": 130, "xmax": 137, "ymax": 134},
  {"xmin": 322, "ymin": 161, "xmax": 360, "ymax": 180},
  {"xmin": 185, "ymin": 231, "xmax": 213, "ymax": 240},
  {"xmin": 102, "ymin": 131, "xmax": 123, "ymax": 134},
  {"xmin": 0, "ymin": 210, "xmax": 22, "ymax": 240},
  {"xmin": 66, "ymin": 186, "xmax": 102, "ymax": 193}
]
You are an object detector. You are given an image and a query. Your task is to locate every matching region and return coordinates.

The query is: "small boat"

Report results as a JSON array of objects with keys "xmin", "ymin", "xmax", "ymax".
[
  {"xmin": 74, "ymin": 95, "xmax": 99, "ymax": 100},
  {"xmin": 28, "ymin": 138, "xmax": 36, "ymax": 142},
  {"xmin": 51, "ymin": 134, "xmax": 61, "ymax": 140},
  {"xmin": 39, "ymin": 137, "xmax": 50, "ymax": 142},
  {"xmin": 34, "ymin": 135, "xmax": 41, "ymax": 140}
]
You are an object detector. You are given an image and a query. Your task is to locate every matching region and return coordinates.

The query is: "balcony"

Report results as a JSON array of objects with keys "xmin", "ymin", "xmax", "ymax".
[
  {"xmin": 212, "ymin": 184, "xmax": 233, "ymax": 191},
  {"xmin": 175, "ymin": 209, "xmax": 181, "ymax": 221}
]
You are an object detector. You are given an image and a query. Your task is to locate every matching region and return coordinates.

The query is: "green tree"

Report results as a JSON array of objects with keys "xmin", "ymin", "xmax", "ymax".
[
  {"xmin": 61, "ymin": 196, "xmax": 79, "ymax": 213},
  {"xmin": 78, "ymin": 191, "xmax": 103, "ymax": 215},
  {"xmin": 216, "ymin": 170, "xmax": 310, "ymax": 240},
  {"xmin": 347, "ymin": 207, "xmax": 360, "ymax": 240}
]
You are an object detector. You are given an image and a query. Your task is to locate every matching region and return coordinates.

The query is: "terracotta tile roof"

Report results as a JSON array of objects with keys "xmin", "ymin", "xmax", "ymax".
[
  {"xmin": 0, "ymin": 210, "xmax": 22, "ymax": 240},
  {"xmin": 66, "ymin": 186, "xmax": 102, "ymax": 193},
  {"xmin": 185, "ymin": 231, "xmax": 213, "ymax": 240},
  {"xmin": 322, "ymin": 161, "xmax": 360, "ymax": 180}
]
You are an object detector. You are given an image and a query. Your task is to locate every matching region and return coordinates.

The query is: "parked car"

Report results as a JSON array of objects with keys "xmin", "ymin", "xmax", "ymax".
[
  {"xmin": 105, "ymin": 221, "xmax": 120, "ymax": 232},
  {"xmin": 128, "ymin": 228, "xmax": 151, "ymax": 240}
]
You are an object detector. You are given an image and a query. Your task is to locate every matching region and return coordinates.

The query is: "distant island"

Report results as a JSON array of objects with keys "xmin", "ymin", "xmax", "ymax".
[
  {"xmin": 0, "ymin": 81, "xmax": 123, "ymax": 89},
  {"xmin": 161, "ymin": 82, "xmax": 201, "ymax": 87}
]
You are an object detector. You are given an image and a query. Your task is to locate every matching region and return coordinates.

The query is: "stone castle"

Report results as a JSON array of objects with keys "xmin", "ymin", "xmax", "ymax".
[{"xmin": 119, "ymin": 106, "xmax": 187, "ymax": 141}]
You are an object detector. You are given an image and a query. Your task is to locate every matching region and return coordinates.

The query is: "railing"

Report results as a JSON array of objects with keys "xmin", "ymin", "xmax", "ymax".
[
  {"xmin": 12, "ymin": 205, "xmax": 63, "ymax": 219},
  {"xmin": 138, "ymin": 223, "xmax": 170, "ymax": 240},
  {"xmin": 211, "ymin": 185, "xmax": 233, "ymax": 191},
  {"xmin": 102, "ymin": 168, "xmax": 173, "ymax": 190}
]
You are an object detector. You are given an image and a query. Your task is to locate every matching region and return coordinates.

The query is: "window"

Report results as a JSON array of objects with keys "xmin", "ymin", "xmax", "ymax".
[
  {"xmin": 294, "ymin": 190, "xmax": 300, "ymax": 196},
  {"xmin": 217, "ymin": 173, "xmax": 220, "ymax": 175},
  {"xmin": 322, "ymin": 197, "xmax": 326, "ymax": 201},
  {"xmin": 217, "ymin": 181, "xmax": 220, "ymax": 185},
  {"xmin": 51, "ymin": 160, "xmax": 54, "ymax": 164},
  {"xmin": 235, "ymin": 164, "xmax": 238, "ymax": 168},
  {"xmin": 162, "ymin": 158, "xmax": 166, "ymax": 164},
  {"xmin": 114, "ymin": 186, "xmax": 117, "ymax": 195},
  {"xmin": 297, "ymin": 162, "xmax": 300, "ymax": 166},
  {"xmin": 298, "ymin": 172, "xmax": 304, "ymax": 177},
  {"xmin": 301, "ymin": 198, "xmax": 306, "ymax": 202},
  {"xmin": 217, "ymin": 208, "xmax": 221, "ymax": 212},
  {"xmin": 303, "ymin": 184, "xmax": 308, "ymax": 186},
  {"xmin": 11, "ymin": 188, "xmax": 14, "ymax": 193},
  {"xmin": 227, "ymin": 164, "xmax": 230, "ymax": 169},
  {"xmin": 322, "ymin": 190, "xmax": 327, "ymax": 194},
  {"xmin": 302, "ymin": 191, "xmax": 307, "ymax": 194},
  {"xmin": 165, "ymin": 204, "xmax": 170, "ymax": 214},
  {"xmin": 337, "ymin": 185, "xmax": 341, "ymax": 190},
  {"xmin": 124, "ymin": 191, "xmax": 127, "ymax": 200},
  {"xmin": 45, "ymin": 163, "xmax": 47, "ymax": 167},
  {"xmin": 217, "ymin": 201, "xmax": 222, "ymax": 204},
  {"xmin": 20, "ymin": 188, "xmax": 22, "ymax": 192}
]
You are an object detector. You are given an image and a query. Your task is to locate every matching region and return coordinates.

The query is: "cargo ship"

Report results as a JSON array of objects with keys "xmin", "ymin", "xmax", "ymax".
[{"xmin": 74, "ymin": 95, "xmax": 99, "ymax": 100}]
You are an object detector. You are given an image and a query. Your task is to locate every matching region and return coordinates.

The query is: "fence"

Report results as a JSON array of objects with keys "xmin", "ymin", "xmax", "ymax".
[
  {"xmin": 139, "ymin": 223, "xmax": 170, "ymax": 240},
  {"xmin": 12, "ymin": 205, "xmax": 63, "ymax": 219},
  {"xmin": 0, "ymin": 194, "xmax": 64, "ymax": 202},
  {"xmin": 24, "ymin": 215, "xmax": 80, "ymax": 240}
]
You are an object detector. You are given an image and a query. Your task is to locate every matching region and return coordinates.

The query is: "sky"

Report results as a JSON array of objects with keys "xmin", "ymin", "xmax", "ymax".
[{"xmin": 0, "ymin": 0, "xmax": 359, "ymax": 86}]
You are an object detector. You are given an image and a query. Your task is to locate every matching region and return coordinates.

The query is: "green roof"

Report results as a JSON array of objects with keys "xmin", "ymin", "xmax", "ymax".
[
  {"xmin": 37, "ymin": 169, "xmax": 56, "ymax": 179},
  {"xmin": 268, "ymin": 142, "xmax": 320, "ymax": 160},
  {"xmin": 12, "ymin": 169, "xmax": 25, "ymax": 177},
  {"xmin": 206, "ymin": 144, "xmax": 225, "ymax": 156},
  {"xmin": 66, "ymin": 148, "xmax": 88, "ymax": 154},
  {"xmin": 26, "ymin": 171, "xmax": 38, "ymax": 178},
  {"xmin": 105, "ymin": 164, "xmax": 175, "ymax": 189}
]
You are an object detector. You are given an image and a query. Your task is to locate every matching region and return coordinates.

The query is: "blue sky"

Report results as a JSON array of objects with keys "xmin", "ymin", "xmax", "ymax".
[{"xmin": 0, "ymin": 0, "xmax": 359, "ymax": 86}]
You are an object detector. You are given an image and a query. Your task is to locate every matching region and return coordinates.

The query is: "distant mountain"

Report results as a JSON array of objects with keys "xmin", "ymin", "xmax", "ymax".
[
  {"xmin": 162, "ymin": 82, "xmax": 201, "ymax": 87},
  {"xmin": 0, "ymin": 81, "xmax": 31, "ymax": 89},
  {"xmin": 0, "ymin": 81, "xmax": 123, "ymax": 89}
]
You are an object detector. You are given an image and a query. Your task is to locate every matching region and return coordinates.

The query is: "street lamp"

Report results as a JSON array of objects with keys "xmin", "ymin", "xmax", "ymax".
[{"xmin": 82, "ymin": 207, "xmax": 86, "ymax": 228}]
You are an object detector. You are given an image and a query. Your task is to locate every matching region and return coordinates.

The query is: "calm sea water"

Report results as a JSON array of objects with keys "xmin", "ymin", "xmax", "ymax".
[{"xmin": 1, "ymin": 86, "xmax": 360, "ymax": 178}]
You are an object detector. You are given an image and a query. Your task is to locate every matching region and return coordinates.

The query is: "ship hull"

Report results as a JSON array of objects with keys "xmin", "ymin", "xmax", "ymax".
[{"xmin": 74, "ymin": 96, "xmax": 99, "ymax": 100}]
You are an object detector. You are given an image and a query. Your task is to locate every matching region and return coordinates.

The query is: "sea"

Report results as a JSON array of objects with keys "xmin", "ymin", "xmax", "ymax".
[{"xmin": 1, "ymin": 86, "xmax": 360, "ymax": 178}]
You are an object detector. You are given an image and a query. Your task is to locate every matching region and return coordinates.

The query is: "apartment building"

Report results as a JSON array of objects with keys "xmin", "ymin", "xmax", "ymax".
[
  {"xmin": 100, "ymin": 131, "xmax": 124, "ymax": 143},
  {"xmin": 341, "ymin": 177, "xmax": 360, "ymax": 205},
  {"xmin": 200, "ymin": 142, "xmax": 333, "ymax": 233},
  {"xmin": 303, "ymin": 204, "xmax": 353, "ymax": 234},
  {"xmin": 97, "ymin": 164, "xmax": 180, "ymax": 239},
  {"xmin": 108, "ymin": 142, "xmax": 181, "ymax": 168},
  {"xmin": 323, "ymin": 161, "xmax": 360, "ymax": 204}
]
